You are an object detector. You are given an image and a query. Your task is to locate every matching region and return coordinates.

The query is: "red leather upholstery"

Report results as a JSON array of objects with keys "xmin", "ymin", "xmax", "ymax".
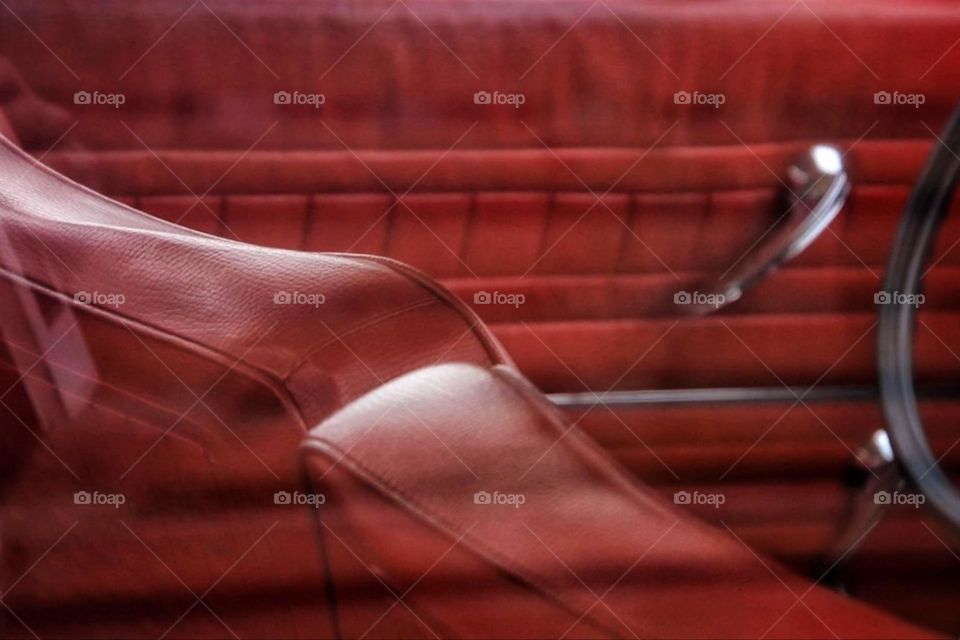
[
  {"xmin": 0, "ymin": 135, "xmax": 506, "ymax": 638},
  {"xmin": 1, "ymin": 0, "xmax": 959, "ymax": 633},
  {"xmin": 0, "ymin": 132, "xmax": 936, "ymax": 638},
  {"xmin": 304, "ymin": 363, "xmax": 933, "ymax": 639},
  {"xmin": 39, "ymin": 131, "xmax": 960, "ymax": 631}
]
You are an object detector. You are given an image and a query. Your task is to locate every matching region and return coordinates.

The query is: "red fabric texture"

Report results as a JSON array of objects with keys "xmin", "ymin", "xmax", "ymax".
[{"xmin": 1, "ymin": 1, "xmax": 959, "ymax": 151}]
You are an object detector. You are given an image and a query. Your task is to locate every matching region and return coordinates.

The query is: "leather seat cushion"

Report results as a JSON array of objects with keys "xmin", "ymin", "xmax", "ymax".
[{"xmin": 302, "ymin": 363, "xmax": 934, "ymax": 639}]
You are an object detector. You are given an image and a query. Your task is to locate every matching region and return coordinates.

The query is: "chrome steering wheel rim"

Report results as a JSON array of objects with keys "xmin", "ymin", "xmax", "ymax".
[{"xmin": 878, "ymin": 105, "xmax": 960, "ymax": 534}]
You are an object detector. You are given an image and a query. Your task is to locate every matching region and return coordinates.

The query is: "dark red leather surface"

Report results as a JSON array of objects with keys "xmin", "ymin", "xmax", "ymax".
[
  {"xmin": 304, "ymin": 363, "xmax": 933, "ymax": 639},
  {"xmin": 1, "ymin": 0, "xmax": 959, "ymax": 635},
  {"xmin": 0, "ymin": 136, "xmax": 507, "ymax": 638},
  {"xmin": 0, "ymin": 132, "xmax": 938, "ymax": 638},
  {"xmin": 26, "ymin": 137, "xmax": 960, "ymax": 635}
]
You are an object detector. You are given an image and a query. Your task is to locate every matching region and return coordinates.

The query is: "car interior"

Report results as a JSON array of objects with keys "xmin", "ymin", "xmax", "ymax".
[{"xmin": 1, "ymin": 1, "xmax": 960, "ymax": 638}]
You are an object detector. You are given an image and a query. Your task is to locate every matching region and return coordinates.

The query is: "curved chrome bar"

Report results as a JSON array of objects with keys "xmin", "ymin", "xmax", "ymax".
[
  {"xmin": 683, "ymin": 145, "xmax": 849, "ymax": 315},
  {"xmin": 878, "ymin": 104, "xmax": 960, "ymax": 536}
]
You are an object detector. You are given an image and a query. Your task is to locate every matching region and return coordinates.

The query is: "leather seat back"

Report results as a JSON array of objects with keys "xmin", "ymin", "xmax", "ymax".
[{"xmin": 0, "ymin": 135, "xmax": 507, "ymax": 638}]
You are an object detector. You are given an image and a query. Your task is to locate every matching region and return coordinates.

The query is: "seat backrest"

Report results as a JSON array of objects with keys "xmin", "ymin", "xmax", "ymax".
[{"xmin": 0, "ymin": 135, "xmax": 507, "ymax": 638}]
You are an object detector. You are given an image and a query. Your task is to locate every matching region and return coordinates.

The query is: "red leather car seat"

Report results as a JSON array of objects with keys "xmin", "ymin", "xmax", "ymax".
[
  {"xmin": 304, "ymin": 363, "xmax": 934, "ymax": 639},
  {"xmin": 0, "ymin": 134, "xmax": 505, "ymax": 638},
  {"xmin": 0, "ymin": 134, "xmax": 936, "ymax": 638}
]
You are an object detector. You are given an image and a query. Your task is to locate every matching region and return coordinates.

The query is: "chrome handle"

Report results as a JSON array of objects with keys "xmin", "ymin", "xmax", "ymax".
[{"xmin": 683, "ymin": 144, "xmax": 849, "ymax": 315}]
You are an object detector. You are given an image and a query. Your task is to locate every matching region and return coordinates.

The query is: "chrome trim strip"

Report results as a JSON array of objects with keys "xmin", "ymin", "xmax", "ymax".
[{"xmin": 548, "ymin": 383, "xmax": 960, "ymax": 407}]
